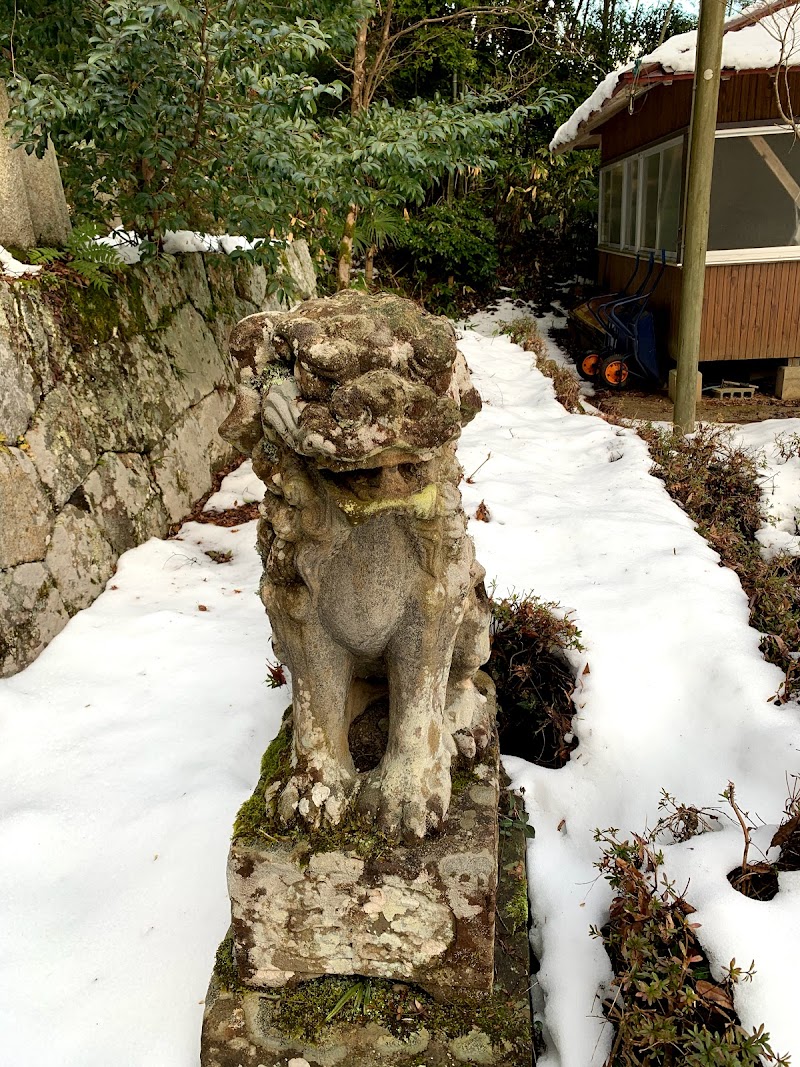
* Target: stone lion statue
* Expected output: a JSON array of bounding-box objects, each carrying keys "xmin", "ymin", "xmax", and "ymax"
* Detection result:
[{"xmin": 220, "ymin": 290, "xmax": 491, "ymax": 840}]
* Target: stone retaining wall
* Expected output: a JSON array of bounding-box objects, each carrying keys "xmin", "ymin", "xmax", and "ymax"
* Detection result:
[{"xmin": 0, "ymin": 242, "xmax": 316, "ymax": 676}]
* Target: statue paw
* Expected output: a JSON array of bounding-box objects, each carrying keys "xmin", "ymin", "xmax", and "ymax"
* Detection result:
[
  {"xmin": 355, "ymin": 757, "xmax": 451, "ymax": 842},
  {"xmin": 276, "ymin": 767, "xmax": 353, "ymax": 829}
]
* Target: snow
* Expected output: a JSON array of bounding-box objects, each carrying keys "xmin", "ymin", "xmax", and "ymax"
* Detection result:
[
  {"xmin": 1, "ymin": 321, "xmax": 800, "ymax": 1065},
  {"xmin": 550, "ymin": 2, "xmax": 800, "ymax": 151},
  {"xmin": 550, "ymin": 69, "xmax": 623, "ymax": 154},
  {"xmin": 1, "ymin": 230, "xmax": 269, "ymax": 277},
  {"xmin": 202, "ymin": 458, "xmax": 266, "ymax": 513},
  {"xmin": 94, "ymin": 230, "xmax": 268, "ymax": 265},
  {"xmin": 0, "ymin": 243, "xmax": 41, "ymax": 277},
  {"xmin": 0, "ymin": 519, "xmax": 285, "ymax": 1065},
  {"xmin": 457, "ymin": 319, "xmax": 800, "ymax": 1064},
  {"xmin": 733, "ymin": 418, "xmax": 800, "ymax": 556}
]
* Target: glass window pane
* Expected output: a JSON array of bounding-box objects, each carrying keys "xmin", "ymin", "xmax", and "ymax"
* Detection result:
[
  {"xmin": 600, "ymin": 169, "xmax": 611, "ymax": 245},
  {"xmin": 642, "ymin": 152, "xmax": 660, "ymax": 248},
  {"xmin": 658, "ymin": 142, "xmax": 683, "ymax": 253},
  {"xmin": 709, "ymin": 132, "xmax": 800, "ymax": 250},
  {"xmin": 608, "ymin": 163, "xmax": 623, "ymax": 246},
  {"xmin": 625, "ymin": 158, "xmax": 639, "ymax": 247}
]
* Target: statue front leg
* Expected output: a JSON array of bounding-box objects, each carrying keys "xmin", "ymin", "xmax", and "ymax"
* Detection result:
[
  {"xmin": 357, "ymin": 596, "xmax": 457, "ymax": 840},
  {"xmin": 445, "ymin": 569, "xmax": 492, "ymax": 757},
  {"xmin": 268, "ymin": 603, "xmax": 357, "ymax": 830}
]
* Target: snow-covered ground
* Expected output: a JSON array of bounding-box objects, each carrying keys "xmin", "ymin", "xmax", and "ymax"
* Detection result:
[{"xmin": 1, "ymin": 318, "xmax": 799, "ymax": 1066}]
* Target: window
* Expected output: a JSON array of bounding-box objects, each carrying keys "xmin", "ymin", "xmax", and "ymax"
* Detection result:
[
  {"xmin": 598, "ymin": 137, "xmax": 684, "ymax": 256},
  {"xmin": 624, "ymin": 156, "xmax": 639, "ymax": 248},
  {"xmin": 709, "ymin": 129, "xmax": 800, "ymax": 255}
]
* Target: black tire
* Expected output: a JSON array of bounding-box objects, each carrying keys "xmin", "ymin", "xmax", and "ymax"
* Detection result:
[
  {"xmin": 598, "ymin": 354, "xmax": 630, "ymax": 390},
  {"xmin": 577, "ymin": 351, "xmax": 603, "ymax": 381}
]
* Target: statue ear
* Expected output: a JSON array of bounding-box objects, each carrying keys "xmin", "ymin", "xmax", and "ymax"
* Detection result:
[
  {"xmin": 219, "ymin": 383, "xmax": 263, "ymax": 456},
  {"xmin": 229, "ymin": 312, "xmax": 281, "ymax": 374}
]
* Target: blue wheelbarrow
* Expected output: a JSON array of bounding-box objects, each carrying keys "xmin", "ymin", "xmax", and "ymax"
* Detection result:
[{"xmin": 570, "ymin": 251, "xmax": 666, "ymax": 390}]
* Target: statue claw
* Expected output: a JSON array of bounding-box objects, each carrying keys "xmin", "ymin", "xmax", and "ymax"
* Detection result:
[{"xmin": 277, "ymin": 767, "xmax": 354, "ymax": 829}]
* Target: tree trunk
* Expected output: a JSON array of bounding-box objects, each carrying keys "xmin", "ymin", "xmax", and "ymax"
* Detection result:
[
  {"xmin": 352, "ymin": 20, "xmax": 368, "ymax": 116},
  {"xmin": 365, "ymin": 244, "xmax": 376, "ymax": 287},
  {"xmin": 600, "ymin": 0, "xmax": 612, "ymax": 54},
  {"xmin": 447, "ymin": 70, "xmax": 458, "ymax": 204},
  {"xmin": 336, "ymin": 18, "xmax": 368, "ymax": 286},
  {"xmin": 337, "ymin": 205, "xmax": 357, "ymax": 290}
]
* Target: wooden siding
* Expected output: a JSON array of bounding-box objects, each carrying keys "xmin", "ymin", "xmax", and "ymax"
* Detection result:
[
  {"xmin": 598, "ymin": 252, "xmax": 800, "ymax": 362},
  {"xmin": 599, "ymin": 71, "xmax": 800, "ymax": 164},
  {"xmin": 601, "ymin": 82, "xmax": 691, "ymax": 163}
]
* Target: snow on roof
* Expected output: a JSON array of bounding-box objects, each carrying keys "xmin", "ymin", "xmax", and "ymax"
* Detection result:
[{"xmin": 550, "ymin": 0, "xmax": 800, "ymax": 152}]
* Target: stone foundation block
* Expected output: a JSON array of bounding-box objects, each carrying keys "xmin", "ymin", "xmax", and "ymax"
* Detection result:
[
  {"xmin": 0, "ymin": 447, "xmax": 53, "ymax": 569},
  {"xmin": 668, "ymin": 367, "xmax": 702, "ymax": 403},
  {"xmin": 227, "ymin": 737, "xmax": 500, "ymax": 1001},
  {"xmin": 776, "ymin": 365, "xmax": 800, "ymax": 400}
]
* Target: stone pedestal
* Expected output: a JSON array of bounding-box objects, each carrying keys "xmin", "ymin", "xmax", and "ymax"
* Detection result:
[
  {"xmin": 0, "ymin": 86, "xmax": 71, "ymax": 249},
  {"xmin": 201, "ymin": 678, "xmax": 535, "ymax": 1066},
  {"xmin": 227, "ymin": 732, "xmax": 500, "ymax": 1000},
  {"xmin": 201, "ymin": 781, "xmax": 533, "ymax": 1067}
]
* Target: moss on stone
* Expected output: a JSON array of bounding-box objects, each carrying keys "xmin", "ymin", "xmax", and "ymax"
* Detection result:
[
  {"xmin": 450, "ymin": 767, "xmax": 474, "ymax": 799},
  {"xmin": 231, "ymin": 713, "xmax": 490, "ymax": 862},
  {"xmin": 214, "ymin": 934, "xmax": 248, "ymax": 995},
  {"xmin": 121, "ymin": 272, "xmax": 153, "ymax": 335},
  {"xmin": 502, "ymin": 873, "xmax": 529, "ymax": 935},
  {"xmin": 62, "ymin": 281, "xmax": 122, "ymax": 345},
  {"xmin": 232, "ymin": 714, "xmax": 293, "ymax": 842},
  {"xmin": 213, "ymin": 938, "xmax": 521, "ymax": 1055}
]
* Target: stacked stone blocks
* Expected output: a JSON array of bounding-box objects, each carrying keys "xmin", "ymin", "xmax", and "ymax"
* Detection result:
[{"xmin": 0, "ymin": 243, "xmax": 316, "ymax": 676}]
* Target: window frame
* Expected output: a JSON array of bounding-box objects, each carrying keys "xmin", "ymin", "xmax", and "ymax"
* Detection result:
[
  {"xmin": 706, "ymin": 123, "xmax": 800, "ymax": 264},
  {"xmin": 597, "ymin": 134, "xmax": 685, "ymax": 260}
]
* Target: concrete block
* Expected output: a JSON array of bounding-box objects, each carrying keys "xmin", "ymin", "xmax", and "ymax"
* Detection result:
[
  {"xmin": 668, "ymin": 368, "xmax": 703, "ymax": 403},
  {"xmin": 776, "ymin": 365, "xmax": 800, "ymax": 400}
]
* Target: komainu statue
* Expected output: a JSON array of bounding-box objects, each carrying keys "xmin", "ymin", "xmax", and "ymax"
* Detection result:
[{"xmin": 220, "ymin": 291, "xmax": 491, "ymax": 840}]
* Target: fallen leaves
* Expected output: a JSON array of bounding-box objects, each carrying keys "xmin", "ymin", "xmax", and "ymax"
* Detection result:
[{"xmin": 695, "ymin": 980, "xmax": 734, "ymax": 1012}]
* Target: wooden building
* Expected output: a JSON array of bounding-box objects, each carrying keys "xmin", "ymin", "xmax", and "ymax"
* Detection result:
[{"xmin": 550, "ymin": 0, "xmax": 800, "ymax": 396}]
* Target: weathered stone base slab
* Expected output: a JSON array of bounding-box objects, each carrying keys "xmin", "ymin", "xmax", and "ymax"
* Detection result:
[
  {"xmin": 201, "ymin": 787, "xmax": 533, "ymax": 1067},
  {"xmin": 228, "ymin": 727, "xmax": 500, "ymax": 1000}
]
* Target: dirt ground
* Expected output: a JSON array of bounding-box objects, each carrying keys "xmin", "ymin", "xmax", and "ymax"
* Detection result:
[
  {"xmin": 545, "ymin": 323, "xmax": 800, "ymax": 425},
  {"xmin": 592, "ymin": 387, "xmax": 800, "ymax": 425}
]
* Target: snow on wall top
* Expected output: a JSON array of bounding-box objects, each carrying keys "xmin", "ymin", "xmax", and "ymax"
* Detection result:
[{"xmin": 550, "ymin": 2, "xmax": 800, "ymax": 151}]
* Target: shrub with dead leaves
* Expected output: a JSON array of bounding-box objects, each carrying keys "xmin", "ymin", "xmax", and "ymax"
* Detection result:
[
  {"xmin": 593, "ymin": 828, "xmax": 789, "ymax": 1066},
  {"xmin": 487, "ymin": 592, "xmax": 583, "ymax": 767},
  {"xmin": 499, "ymin": 318, "xmax": 582, "ymax": 413},
  {"xmin": 641, "ymin": 424, "xmax": 800, "ymax": 700}
]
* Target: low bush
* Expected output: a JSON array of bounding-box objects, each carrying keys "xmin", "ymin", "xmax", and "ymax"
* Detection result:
[
  {"xmin": 500, "ymin": 317, "xmax": 582, "ymax": 412},
  {"xmin": 388, "ymin": 199, "xmax": 498, "ymax": 314},
  {"xmin": 594, "ymin": 826, "xmax": 789, "ymax": 1066},
  {"xmin": 502, "ymin": 316, "xmax": 547, "ymax": 358},
  {"xmin": 487, "ymin": 592, "xmax": 583, "ymax": 767},
  {"xmin": 640, "ymin": 425, "xmax": 800, "ymax": 700}
]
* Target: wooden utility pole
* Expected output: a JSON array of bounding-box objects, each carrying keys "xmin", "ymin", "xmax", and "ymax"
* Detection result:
[{"xmin": 673, "ymin": 0, "xmax": 726, "ymax": 432}]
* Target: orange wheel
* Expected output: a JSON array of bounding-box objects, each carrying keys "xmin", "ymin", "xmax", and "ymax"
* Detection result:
[
  {"xmin": 599, "ymin": 354, "xmax": 630, "ymax": 389},
  {"xmin": 578, "ymin": 352, "xmax": 602, "ymax": 381}
]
